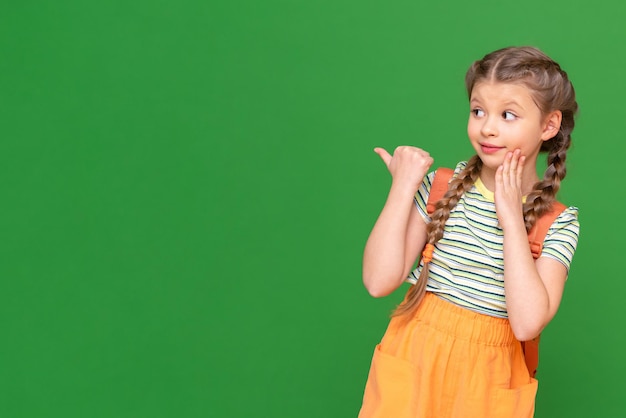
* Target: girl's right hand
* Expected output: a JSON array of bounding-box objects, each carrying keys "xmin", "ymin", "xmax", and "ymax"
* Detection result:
[{"xmin": 374, "ymin": 146, "xmax": 434, "ymax": 190}]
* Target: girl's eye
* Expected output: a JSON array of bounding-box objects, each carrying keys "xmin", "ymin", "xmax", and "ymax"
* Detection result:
[
  {"xmin": 472, "ymin": 109, "xmax": 485, "ymax": 117},
  {"xmin": 502, "ymin": 111, "xmax": 516, "ymax": 120}
]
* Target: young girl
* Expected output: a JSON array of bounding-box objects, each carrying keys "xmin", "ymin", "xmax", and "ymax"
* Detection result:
[{"xmin": 359, "ymin": 46, "xmax": 580, "ymax": 418}]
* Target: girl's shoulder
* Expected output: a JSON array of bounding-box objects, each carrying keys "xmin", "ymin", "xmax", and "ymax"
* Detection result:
[
  {"xmin": 452, "ymin": 161, "xmax": 468, "ymax": 176},
  {"xmin": 431, "ymin": 161, "xmax": 467, "ymax": 182},
  {"xmin": 552, "ymin": 205, "xmax": 580, "ymax": 229},
  {"xmin": 559, "ymin": 205, "xmax": 579, "ymax": 218},
  {"xmin": 542, "ymin": 205, "xmax": 580, "ymax": 269}
]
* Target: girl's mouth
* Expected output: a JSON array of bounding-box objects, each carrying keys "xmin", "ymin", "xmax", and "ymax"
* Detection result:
[{"xmin": 480, "ymin": 144, "xmax": 504, "ymax": 154}]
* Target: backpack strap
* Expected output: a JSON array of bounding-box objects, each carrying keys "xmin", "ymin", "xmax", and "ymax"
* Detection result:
[
  {"xmin": 527, "ymin": 201, "xmax": 568, "ymax": 259},
  {"xmin": 427, "ymin": 167, "xmax": 568, "ymax": 378},
  {"xmin": 522, "ymin": 338, "xmax": 540, "ymax": 379},
  {"xmin": 426, "ymin": 167, "xmax": 455, "ymax": 214}
]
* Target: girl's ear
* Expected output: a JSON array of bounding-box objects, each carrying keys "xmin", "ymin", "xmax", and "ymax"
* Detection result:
[{"xmin": 541, "ymin": 110, "xmax": 562, "ymax": 141}]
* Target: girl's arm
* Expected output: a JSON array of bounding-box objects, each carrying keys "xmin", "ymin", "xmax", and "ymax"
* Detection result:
[
  {"xmin": 495, "ymin": 151, "xmax": 567, "ymax": 341},
  {"xmin": 362, "ymin": 147, "xmax": 432, "ymax": 297},
  {"xmin": 500, "ymin": 214, "xmax": 567, "ymax": 341}
]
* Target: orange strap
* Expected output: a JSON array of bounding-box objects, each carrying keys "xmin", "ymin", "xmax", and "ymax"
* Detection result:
[
  {"xmin": 527, "ymin": 201, "xmax": 567, "ymax": 259},
  {"xmin": 426, "ymin": 168, "xmax": 454, "ymax": 214}
]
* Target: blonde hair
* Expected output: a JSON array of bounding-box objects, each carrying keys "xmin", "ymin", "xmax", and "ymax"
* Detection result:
[{"xmin": 394, "ymin": 46, "xmax": 578, "ymax": 318}]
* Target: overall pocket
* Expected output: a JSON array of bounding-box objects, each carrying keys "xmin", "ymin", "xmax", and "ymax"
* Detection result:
[
  {"xmin": 358, "ymin": 344, "xmax": 417, "ymax": 418},
  {"xmin": 490, "ymin": 378, "xmax": 538, "ymax": 418}
]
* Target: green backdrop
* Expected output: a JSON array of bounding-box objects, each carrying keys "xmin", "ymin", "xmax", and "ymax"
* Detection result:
[{"xmin": 2, "ymin": 0, "xmax": 624, "ymax": 417}]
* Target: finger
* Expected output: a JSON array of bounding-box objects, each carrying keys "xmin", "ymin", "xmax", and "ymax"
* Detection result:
[
  {"xmin": 511, "ymin": 148, "xmax": 524, "ymax": 188},
  {"xmin": 495, "ymin": 164, "xmax": 504, "ymax": 184},
  {"xmin": 374, "ymin": 147, "xmax": 392, "ymax": 167},
  {"xmin": 517, "ymin": 155, "xmax": 526, "ymax": 186},
  {"xmin": 495, "ymin": 164, "xmax": 504, "ymax": 194},
  {"xmin": 501, "ymin": 151, "xmax": 512, "ymax": 184},
  {"xmin": 509, "ymin": 149, "xmax": 520, "ymax": 181}
]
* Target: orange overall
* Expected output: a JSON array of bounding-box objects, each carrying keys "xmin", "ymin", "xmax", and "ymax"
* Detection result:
[{"xmin": 358, "ymin": 292, "xmax": 537, "ymax": 418}]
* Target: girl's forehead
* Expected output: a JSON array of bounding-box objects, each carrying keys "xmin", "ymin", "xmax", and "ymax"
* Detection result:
[{"xmin": 470, "ymin": 81, "xmax": 537, "ymax": 105}]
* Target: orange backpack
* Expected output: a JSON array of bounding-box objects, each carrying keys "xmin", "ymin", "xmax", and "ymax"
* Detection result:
[{"xmin": 426, "ymin": 167, "xmax": 566, "ymax": 378}]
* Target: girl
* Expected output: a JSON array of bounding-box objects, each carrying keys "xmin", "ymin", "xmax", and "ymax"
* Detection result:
[{"xmin": 359, "ymin": 46, "xmax": 580, "ymax": 418}]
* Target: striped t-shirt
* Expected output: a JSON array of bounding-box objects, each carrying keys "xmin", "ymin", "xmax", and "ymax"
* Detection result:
[{"xmin": 407, "ymin": 161, "xmax": 580, "ymax": 318}]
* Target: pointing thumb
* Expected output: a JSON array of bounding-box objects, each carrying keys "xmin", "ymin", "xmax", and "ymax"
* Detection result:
[{"xmin": 374, "ymin": 147, "xmax": 392, "ymax": 167}]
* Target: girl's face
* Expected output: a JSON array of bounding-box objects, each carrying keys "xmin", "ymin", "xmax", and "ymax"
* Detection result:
[{"xmin": 467, "ymin": 81, "xmax": 560, "ymax": 185}]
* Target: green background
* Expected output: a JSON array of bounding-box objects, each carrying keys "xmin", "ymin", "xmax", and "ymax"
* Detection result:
[{"xmin": 1, "ymin": 0, "xmax": 624, "ymax": 417}]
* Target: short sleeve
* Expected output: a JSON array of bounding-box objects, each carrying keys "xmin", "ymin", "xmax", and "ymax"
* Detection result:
[
  {"xmin": 540, "ymin": 206, "xmax": 580, "ymax": 271},
  {"xmin": 414, "ymin": 162, "xmax": 467, "ymax": 222},
  {"xmin": 414, "ymin": 171, "xmax": 436, "ymax": 222}
]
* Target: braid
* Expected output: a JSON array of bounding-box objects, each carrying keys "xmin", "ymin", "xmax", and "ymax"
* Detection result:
[
  {"xmin": 523, "ymin": 130, "xmax": 571, "ymax": 230},
  {"xmin": 392, "ymin": 156, "xmax": 483, "ymax": 318},
  {"xmin": 521, "ymin": 65, "xmax": 576, "ymax": 230}
]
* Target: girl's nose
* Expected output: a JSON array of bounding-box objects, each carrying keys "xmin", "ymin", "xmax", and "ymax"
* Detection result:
[{"xmin": 481, "ymin": 118, "xmax": 498, "ymax": 137}]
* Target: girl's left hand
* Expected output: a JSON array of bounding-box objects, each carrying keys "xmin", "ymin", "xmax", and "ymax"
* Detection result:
[{"xmin": 494, "ymin": 149, "xmax": 525, "ymax": 230}]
